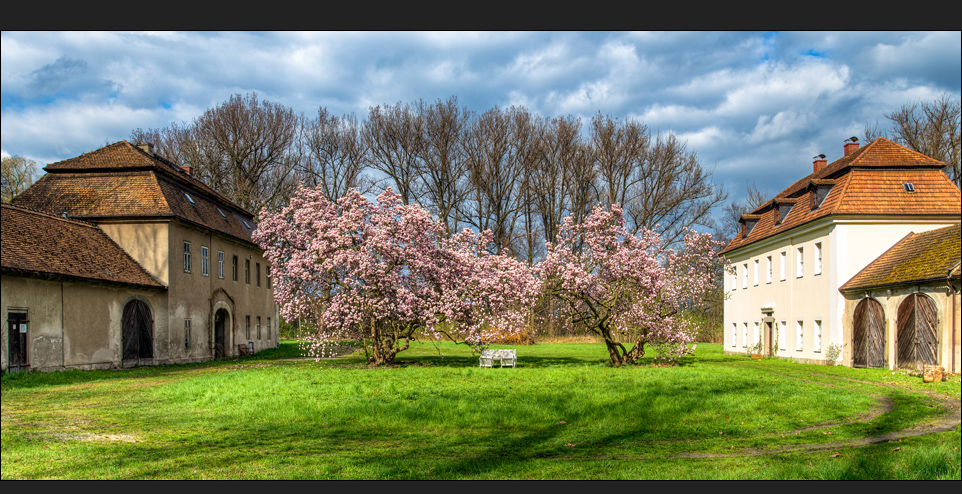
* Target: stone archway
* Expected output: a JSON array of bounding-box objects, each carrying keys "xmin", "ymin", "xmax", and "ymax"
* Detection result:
[
  {"xmin": 853, "ymin": 298, "xmax": 885, "ymax": 368},
  {"xmin": 122, "ymin": 299, "xmax": 153, "ymax": 365},
  {"xmin": 897, "ymin": 293, "xmax": 938, "ymax": 371}
]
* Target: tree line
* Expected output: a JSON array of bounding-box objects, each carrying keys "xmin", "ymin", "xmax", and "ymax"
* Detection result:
[{"xmin": 129, "ymin": 93, "xmax": 728, "ymax": 264}]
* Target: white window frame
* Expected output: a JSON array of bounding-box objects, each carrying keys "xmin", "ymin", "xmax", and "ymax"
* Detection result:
[
  {"xmin": 731, "ymin": 270, "xmax": 737, "ymax": 291},
  {"xmin": 742, "ymin": 322, "xmax": 749, "ymax": 350},
  {"xmin": 218, "ymin": 251, "xmax": 225, "ymax": 279},
  {"xmin": 796, "ymin": 246, "xmax": 804, "ymax": 278},
  {"xmin": 183, "ymin": 241, "xmax": 191, "ymax": 273},
  {"xmin": 779, "ymin": 251, "xmax": 787, "ymax": 281},
  {"xmin": 796, "ymin": 320, "xmax": 804, "ymax": 352},
  {"xmin": 765, "ymin": 255, "xmax": 772, "ymax": 284},
  {"xmin": 201, "ymin": 246, "xmax": 209, "ymax": 277},
  {"xmin": 814, "ymin": 242, "xmax": 822, "ymax": 276},
  {"xmin": 753, "ymin": 259, "xmax": 759, "ymax": 286},
  {"xmin": 731, "ymin": 323, "xmax": 737, "ymax": 347},
  {"xmin": 778, "ymin": 320, "xmax": 787, "ymax": 351},
  {"xmin": 814, "ymin": 319, "xmax": 822, "ymax": 353},
  {"xmin": 742, "ymin": 263, "xmax": 749, "ymax": 289},
  {"xmin": 752, "ymin": 321, "xmax": 760, "ymax": 348}
]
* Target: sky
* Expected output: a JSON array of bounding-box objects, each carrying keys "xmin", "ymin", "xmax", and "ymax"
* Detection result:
[{"xmin": 2, "ymin": 31, "xmax": 960, "ymax": 210}]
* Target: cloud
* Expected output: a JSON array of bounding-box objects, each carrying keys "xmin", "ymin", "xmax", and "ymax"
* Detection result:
[{"xmin": 27, "ymin": 56, "xmax": 89, "ymax": 95}]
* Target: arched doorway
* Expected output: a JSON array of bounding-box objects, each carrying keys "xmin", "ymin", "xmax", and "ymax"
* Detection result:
[
  {"xmin": 897, "ymin": 293, "xmax": 938, "ymax": 370},
  {"xmin": 214, "ymin": 308, "xmax": 229, "ymax": 358},
  {"xmin": 122, "ymin": 299, "xmax": 153, "ymax": 365},
  {"xmin": 853, "ymin": 298, "xmax": 885, "ymax": 368}
]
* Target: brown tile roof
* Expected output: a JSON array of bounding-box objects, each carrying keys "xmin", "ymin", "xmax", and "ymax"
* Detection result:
[
  {"xmin": 12, "ymin": 141, "xmax": 258, "ymax": 245},
  {"xmin": 721, "ymin": 137, "xmax": 961, "ymax": 256},
  {"xmin": 1, "ymin": 204, "xmax": 165, "ymax": 289},
  {"xmin": 840, "ymin": 224, "xmax": 962, "ymax": 291}
]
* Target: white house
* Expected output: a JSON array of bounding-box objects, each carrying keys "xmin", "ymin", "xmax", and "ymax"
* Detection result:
[{"xmin": 719, "ymin": 137, "xmax": 961, "ymax": 368}]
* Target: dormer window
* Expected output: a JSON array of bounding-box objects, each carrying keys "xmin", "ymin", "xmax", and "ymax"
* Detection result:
[
  {"xmin": 773, "ymin": 200, "xmax": 795, "ymax": 226},
  {"xmin": 808, "ymin": 179, "xmax": 835, "ymax": 210},
  {"xmin": 185, "ymin": 193, "xmax": 195, "ymax": 205},
  {"xmin": 217, "ymin": 208, "xmax": 227, "ymax": 219},
  {"xmin": 903, "ymin": 183, "xmax": 915, "ymax": 193}
]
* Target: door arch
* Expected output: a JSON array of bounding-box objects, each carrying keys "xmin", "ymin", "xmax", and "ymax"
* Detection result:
[
  {"xmin": 897, "ymin": 293, "xmax": 938, "ymax": 370},
  {"xmin": 122, "ymin": 299, "xmax": 153, "ymax": 364},
  {"xmin": 852, "ymin": 298, "xmax": 885, "ymax": 368}
]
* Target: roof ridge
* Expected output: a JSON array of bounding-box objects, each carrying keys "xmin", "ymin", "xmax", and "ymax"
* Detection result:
[{"xmin": 1, "ymin": 202, "xmax": 101, "ymax": 229}]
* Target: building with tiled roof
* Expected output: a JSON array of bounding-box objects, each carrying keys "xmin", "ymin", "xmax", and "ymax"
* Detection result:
[
  {"xmin": 720, "ymin": 137, "xmax": 960, "ymax": 373},
  {"xmin": 3, "ymin": 142, "xmax": 278, "ymax": 372}
]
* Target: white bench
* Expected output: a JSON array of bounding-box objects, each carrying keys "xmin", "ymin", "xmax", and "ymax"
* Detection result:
[{"xmin": 479, "ymin": 349, "xmax": 517, "ymax": 368}]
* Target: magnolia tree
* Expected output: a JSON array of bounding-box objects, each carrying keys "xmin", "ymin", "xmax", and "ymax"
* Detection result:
[
  {"xmin": 537, "ymin": 204, "xmax": 726, "ymax": 366},
  {"xmin": 254, "ymin": 185, "xmax": 538, "ymax": 365}
]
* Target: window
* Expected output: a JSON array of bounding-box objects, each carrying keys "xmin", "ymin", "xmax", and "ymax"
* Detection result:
[
  {"xmin": 256, "ymin": 262, "xmax": 261, "ymax": 287},
  {"xmin": 814, "ymin": 319, "xmax": 822, "ymax": 353},
  {"xmin": 731, "ymin": 323, "xmax": 737, "ymax": 347},
  {"xmin": 796, "ymin": 246, "xmax": 804, "ymax": 278},
  {"xmin": 183, "ymin": 241, "xmax": 191, "ymax": 273},
  {"xmin": 742, "ymin": 322, "xmax": 749, "ymax": 349},
  {"xmin": 753, "ymin": 259, "xmax": 759, "ymax": 286},
  {"xmin": 257, "ymin": 316, "xmax": 262, "ymax": 339},
  {"xmin": 232, "ymin": 255, "xmax": 238, "ymax": 282},
  {"xmin": 184, "ymin": 192, "xmax": 195, "ymax": 205},
  {"xmin": 752, "ymin": 321, "xmax": 760, "ymax": 348},
  {"xmin": 201, "ymin": 246, "xmax": 209, "ymax": 277},
  {"xmin": 779, "ymin": 321, "xmax": 787, "ymax": 351},
  {"xmin": 218, "ymin": 251, "xmax": 225, "ymax": 279},
  {"xmin": 796, "ymin": 320, "xmax": 804, "ymax": 351},
  {"xmin": 731, "ymin": 269, "xmax": 737, "ymax": 291},
  {"xmin": 814, "ymin": 242, "xmax": 822, "ymax": 275},
  {"xmin": 742, "ymin": 263, "xmax": 748, "ymax": 289},
  {"xmin": 267, "ymin": 317, "xmax": 272, "ymax": 340},
  {"xmin": 245, "ymin": 259, "xmax": 250, "ymax": 284},
  {"xmin": 765, "ymin": 256, "xmax": 772, "ymax": 284},
  {"xmin": 903, "ymin": 183, "xmax": 915, "ymax": 193},
  {"xmin": 779, "ymin": 251, "xmax": 787, "ymax": 281},
  {"xmin": 266, "ymin": 266, "xmax": 272, "ymax": 289},
  {"xmin": 184, "ymin": 319, "xmax": 192, "ymax": 350},
  {"xmin": 217, "ymin": 207, "xmax": 226, "ymax": 219},
  {"xmin": 246, "ymin": 315, "xmax": 251, "ymax": 340}
]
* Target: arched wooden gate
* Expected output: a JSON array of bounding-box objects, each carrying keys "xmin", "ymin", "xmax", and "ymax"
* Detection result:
[
  {"xmin": 853, "ymin": 298, "xmax": 885, "ymax": 368},
  {"xmin": 896, "ymin": 293, "xmax": 938, "ymax": 371},
  {"xmin": 122, "ymin": 299, "xmax": 153, "ymax": 364}
]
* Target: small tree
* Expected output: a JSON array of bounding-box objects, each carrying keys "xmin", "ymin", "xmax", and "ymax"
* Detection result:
[
  {"xmin": 538, "ymin": 204, "xmax": 725, "ymax": 366},
  {"xmin": 254, "ymin": 185, "xmax": 537, "ymax": 365}
]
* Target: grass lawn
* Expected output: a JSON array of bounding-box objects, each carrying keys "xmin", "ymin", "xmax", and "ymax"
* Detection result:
[{"xmin": 2, "ymin": 341, "xmax": 959, "ymax": 479}]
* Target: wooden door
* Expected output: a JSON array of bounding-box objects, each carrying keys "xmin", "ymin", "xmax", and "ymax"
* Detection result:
[
  {"xmin": 897, "ymin": 294, "xmax": 938, "ymax": 370},
  {"xmin": 7, "ymin": 312, "xmax": 29, "ymax": 372},
  {"xmin": 853, "ymin": 298, "xmax": 885, "ymax": 368},
  {"xmin": 122, "ymin": 300, "xmax": 153, "ymax": 363}
]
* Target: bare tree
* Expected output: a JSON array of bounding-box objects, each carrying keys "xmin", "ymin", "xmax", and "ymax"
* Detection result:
[
  {"xmin": 590, "ymin": 113, "xmax": 650, "ymax": 210},
  {"xmin": 1, "ymin": 155, "xmax": 38, "ymax": 202},
  {"xmin": 299, "ymin": 107, "xmax": 371, "ymax": 202},
  {"xmin": 625, "ymin": 132, "xmax": 728, "ymax": 246},
  {"xmin": 715, "ymin": 181, "xmax": 771, "ymax": 247},
  {"xmin": 866, "ymin": 94, "xmax": 961, "ymax": 188},
  {"xmin": 462, "ymin": 107, "xmax": 526, "ymax": 254},
  {"xmin": 363, "ymin": 101, "xmax": 425, "ymax": 205},
  {"xmin": 418, "ymin": 97, "xmax": 472, "ymax": 235},
  {"xmin": 194, "ymin": 93, "xmax": 300, "ymax": 213}
]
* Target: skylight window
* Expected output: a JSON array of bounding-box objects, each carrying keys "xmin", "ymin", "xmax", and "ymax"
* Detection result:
[
  {"xmin": 217, "ymin": 208, "xmax": 226, "ymax": 219},
  {"xmin": 903, "ymin": 183, "xmax": 915, "ymax": 193},
  {"xmin": 243, "ymin": 220, "xmax": 251, "ymax": 230},
  {"xmin": 185, "ymin": 193, "xmax": 195, "ymax": 205}
]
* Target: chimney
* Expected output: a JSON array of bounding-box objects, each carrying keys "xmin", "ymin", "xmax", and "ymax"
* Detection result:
[
  {"xmin": 813, "ymin": 154, "xmax": 827, "ymax": 173},
  {"xmin": 181, "ymin": 166, "xmax": 193, "ymax": 175},
  {"xmin": 844, "ymin": 137, "xmax": 859, "ymax": 156},
  {"xmin": 137, "ymin": 142, "xmax": 154, "ymax": 155}
]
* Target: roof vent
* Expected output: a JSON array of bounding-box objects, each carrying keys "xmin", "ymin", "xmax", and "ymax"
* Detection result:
[
  {"xmin": 903, "ymin": 183, "xmax": 915, "ymax": 193},
  {"xmin": 844, "ymin": 136, "xmax": 859, "ymax": 156}
]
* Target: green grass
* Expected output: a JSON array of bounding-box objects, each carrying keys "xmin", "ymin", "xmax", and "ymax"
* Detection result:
[{"xmin": 2, "ymin": 341, "xmax": 959, "ymax": 479}]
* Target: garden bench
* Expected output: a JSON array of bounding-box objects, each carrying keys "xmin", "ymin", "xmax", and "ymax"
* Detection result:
[
  {"xmin": 237, "ymin": 342, "xmax": 253, "ymax": 356},
  {"xmin": 479, "ymin": 349, "xmax": 517, "ymax": 368}
]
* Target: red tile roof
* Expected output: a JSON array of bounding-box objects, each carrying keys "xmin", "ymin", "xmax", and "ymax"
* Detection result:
[
  {"xmin": 840, "ymin": 224, "xmax": 961, "ymax": 291},
  {"xmin": 1, "ymin": 204, "xmax": 165, "ymax": 289},
  {"xmin": 12, "ymin": 141, "xmax": 258, "ymax": 245},
  {"xmin": 720, "ymin": 138, "xmax": 961, "ymax": 256}
]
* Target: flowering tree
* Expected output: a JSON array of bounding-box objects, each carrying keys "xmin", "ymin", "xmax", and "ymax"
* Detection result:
[
  {"xmin": 254, "ymin": 185, "xmax": 538, "ymax": 365},
  {"xmin": 537, "ymin": 204, "xmax": 725, "ymax": 366}
]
